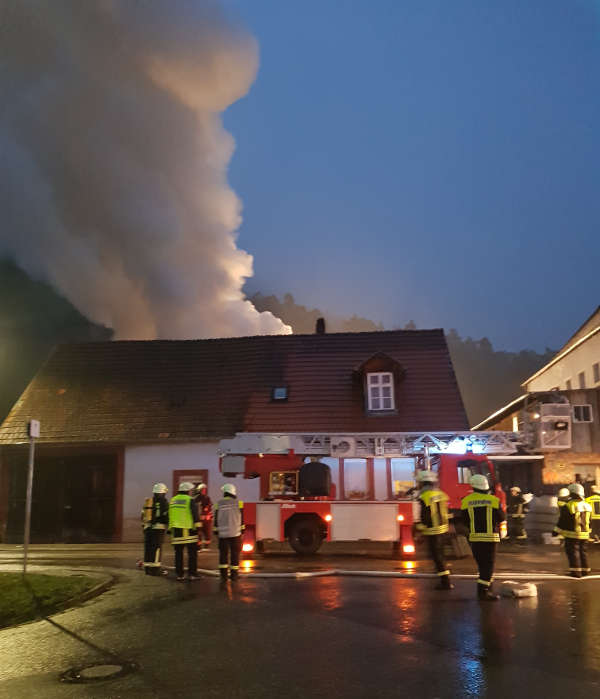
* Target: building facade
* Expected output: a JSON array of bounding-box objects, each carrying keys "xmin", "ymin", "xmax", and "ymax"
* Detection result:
[
  {"xmin": 474, "ymin": 307, "xmax": 600, "ymax": 492},
  {"xmin": 0, "ymin": 329, "xmax": 467, "ymax": 543}
]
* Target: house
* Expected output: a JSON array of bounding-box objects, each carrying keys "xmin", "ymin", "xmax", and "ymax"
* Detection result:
[
  {"xmin": 524, "ymin": 305, "xmax": 600, "ymax": 392},
  {"xmin": 0, "ymin": 328, "xmax": 468, "ymax": 544},
  {"xmin": 473, "ymin": 307, "xmax": 600, "ymax": 492}
]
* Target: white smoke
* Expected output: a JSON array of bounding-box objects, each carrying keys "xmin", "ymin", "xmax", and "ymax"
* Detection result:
[{"xmin": 0, "ymin": 0, "xmax": 290, "ymax": 338}]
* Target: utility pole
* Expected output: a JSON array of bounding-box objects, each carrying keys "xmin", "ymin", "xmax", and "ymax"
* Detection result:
[{"xmin": 23, "ymin": 419, "xmax": 40, "ymax": 575}]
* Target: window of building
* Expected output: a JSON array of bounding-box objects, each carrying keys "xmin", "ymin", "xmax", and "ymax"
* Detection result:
[
  {"xmin": 593, "ymin": 362, "xmax": 600, "ymax": 384},
  {"xmin": 573, "ymin": 405, "xmax": 593, "ymax": 423},
  {"xmin": 512, "ymin": 416, "xmax": 519, "ymax": 432},
  {"xmin": 367, "ymin": 372, "xmax": 395, "ymax": 411},
  {"xmin": 579, "ymin": 372, "xmax": 586, "ymax": 389},
  {"xmin": 566, "ymin": 379, "xmax": 572, "ymax": 390},
  {"xmin": 271, "ymin": 386, "xmax": 288, "ymax": 401}
]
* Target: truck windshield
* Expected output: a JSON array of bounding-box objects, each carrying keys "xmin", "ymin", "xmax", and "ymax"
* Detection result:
[{"xmin": 457, "ymin": 458, "xmax": 495, "ymax": 487}]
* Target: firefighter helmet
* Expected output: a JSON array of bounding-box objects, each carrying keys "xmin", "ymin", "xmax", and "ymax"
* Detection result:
[
  {"xmin": 417, "ymin": 470, "xmax": 437, "ymax": 484},
  {"xmin": 221, "ymin": 483, "xmax": 237, "ymax": 496},
  {"xmin": 568, "ymin": 483, "xmax": 585, "ymax": 498},
  {"xmin": 152, "ymin": 482, "xmax": 168, "ymax": 494},
  {"xmin": 510, "ymin": 486, "xmax": 521, "ymax": 494},
  {"xmin": 178, "ymin": 481, "xmax": 195, "ymax": 492},
  {"xmin": 470, "ymin": 474, "xmax": 489, "ymax": 491},
  {"xmin": 558, "ymin": 488, "xmax": 569, "ymax": 497},
  {"xmin": 196, "ymin": 482, "xmax": 207, "ymax": 492}
]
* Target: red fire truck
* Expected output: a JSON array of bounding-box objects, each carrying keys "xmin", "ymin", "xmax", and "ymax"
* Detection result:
[{"xmin": 218, "ymin": 431, "xmax": 516, "ymax": 556}]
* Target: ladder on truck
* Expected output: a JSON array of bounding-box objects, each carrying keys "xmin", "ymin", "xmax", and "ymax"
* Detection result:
[{"xmin": 218, "ymin": 431, "xmax": 524, "ymax": 461}]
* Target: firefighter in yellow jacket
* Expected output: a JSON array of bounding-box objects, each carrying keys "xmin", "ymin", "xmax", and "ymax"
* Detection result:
[
  {"xmin": 555, "ymin": 483, "xmax": 592, "ymax": 577},
  {"xmin": 460, "ymin": 474, "xmax": 505, "ymax": 601},
  {"xmin": 585, "ymin": 485, "xmax": 600, "ymax": 543},
  {"xmin": 169, "ymin": 482, "xmax": 200, "ymax": 581},
  {"xmin": 415, "ymin": 471, "xmax": 453, "ymax": 590}
]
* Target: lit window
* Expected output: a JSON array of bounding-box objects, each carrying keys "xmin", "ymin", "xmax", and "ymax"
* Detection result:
[
  {"xmin": 593, "ymin": 363, "xmax": 600, "ymax": 384},
  {"xmin": 367, "ymin": 372, "xmax": 395, "ymax": 411},
  {"xmin": 344, "ymin": 459, "xmax": 368, "ymax": 499},
  {"xmin": 272, "ymin": 386, "xmax": 288, "ymax": 401},
  {"xmin": 512, "ymin": 416, "xmax": 519, "ymax": 432},
  {"xmin": 573, "ymin": 405, "xmax": 593, "ymax": 423},
  {"xmin": 578, "ymin": 372, "xmax": 586, "ymax": 389}
]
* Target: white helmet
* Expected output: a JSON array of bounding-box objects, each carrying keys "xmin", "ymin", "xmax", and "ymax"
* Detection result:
[
  {"xmin": 470, "ymin": 474, "xmax": 490, "ymax": 491},
  {"xmin": 510, "ymin": 486, "xmax": 521, "ymax": 494},
  {"xmin": 221, "ymin": 483, "xmax": 237, "ymax": 496},
  {"xmin": 152, "ymin": 482, "xmax": 168, "ymax": 494},
  {"xmin": 417, "ymin": 470, "xmax": 437, "ymax": 484},
  {"xmin": 568, "ymin": 483, "xmax": 585, "ymax": 498},
  {"xmin": 179, "ymin": 481, "xmax": 195, "ymax": 492},
  {"xmin": 558, "ymin": 488, "xmax": 569, "ymax": 498},
  {"xmin": 196, "ymin": 482, "xmax": 207, "ymax": 492}
]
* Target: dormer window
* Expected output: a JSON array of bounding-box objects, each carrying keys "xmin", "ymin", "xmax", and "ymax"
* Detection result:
[
  {"xmin": 272, "ymin": 386, "xmax": 288, "ymax": 401},
  {"xmin": 367, "ymin": 372, "xmax": 395, "ymax": 411}
]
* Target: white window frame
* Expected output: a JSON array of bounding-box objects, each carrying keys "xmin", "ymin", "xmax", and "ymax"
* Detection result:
[
  {"xmin": 367, "ymin": 372, "xmax": 395, "ymax": 411},
  {"xmin": 573, "ymin": 404, "xmax": 593, "ymax": 423}
]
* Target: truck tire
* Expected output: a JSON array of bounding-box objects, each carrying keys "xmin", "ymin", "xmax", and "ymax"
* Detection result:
[{"xmin": 288, "ymin": 518, "xmax": 323, "ymax": 555}]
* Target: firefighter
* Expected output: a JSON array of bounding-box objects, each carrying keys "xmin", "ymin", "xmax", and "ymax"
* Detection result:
[
  {"xmin": 415, "ymin": 471, "xmax": 453, "ymax": 590},
  {"xmin": 194, "ymin": 482, "xmax": 213, "ymax": 551},
  {"xmin": 141, "ymin": 483, "xmax": 169, "ymax": 575},
  {"xmin": 460, "ymin": 474, "xmax": 505, "ymax": 601},
  {"xmin": 506, "ymin": 486, "xmax": 528, "ymax": 543},
  {"xmin": 214, "ymin": 483, "xmax": 244, "ymax": 581},
  {"xmin": 555, "ymin": 483, "xmax": 592, "ymax": 577},
  {"xmin": 169, "ymin": 482, "xmax": 200, "ymax": 581},
  {"xmin": 585, "ymin": 485, "xmax": 600, "ymax": 543}
]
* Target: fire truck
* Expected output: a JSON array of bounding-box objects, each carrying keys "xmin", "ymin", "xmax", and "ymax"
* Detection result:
[{"xmin": 218, "ymin": 431, "xmax": 520, "ymax": 556}]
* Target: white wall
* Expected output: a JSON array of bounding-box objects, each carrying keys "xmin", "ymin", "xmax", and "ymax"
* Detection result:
[
  {"xmin": 527, "ymin": 332, "xmax": 600, "ymax": 392},
  {"xmin": 122, "ymin": 442, "xmax": 260, "ymax": 542}
]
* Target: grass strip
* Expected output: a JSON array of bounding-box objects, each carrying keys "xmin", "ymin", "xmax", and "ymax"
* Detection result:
[{"xmin": 0, "ymin": 572, "xmax": 101, "ymax": 628}]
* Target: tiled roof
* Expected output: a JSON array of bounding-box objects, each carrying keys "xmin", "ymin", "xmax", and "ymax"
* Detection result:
[{"xmin": 0, "ymin": 329, "xmax": 468, "ymax": 444}]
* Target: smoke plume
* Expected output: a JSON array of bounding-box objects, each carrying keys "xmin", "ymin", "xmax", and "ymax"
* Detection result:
[{"xmin": 0, "ymin": 0, "xmax": 290, "ymax": 338}]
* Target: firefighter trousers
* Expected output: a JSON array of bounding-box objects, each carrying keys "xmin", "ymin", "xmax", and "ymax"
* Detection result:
[
  {"xmin": 174, "ymin": 543, "xmax": 198, "ymax": 578},
  {"xmin": 564, "ymin": 539, "xmax": 590, "ymax": 577},
  {"xmin": 143, "ymin": 529, "xmax": 164, "ymax": 576},
  {"xmin": 425, "ymin": 534, "xmax": 451, "ymax": 583},
  {"xmin": 470, "ymin": 542, "xmax": 496, "ymax": 591},
  {"xmin": 198, "ymin": 520, "xmax": 213, "ymax": 546},
  {"xmin": 218, "ymin": 536, "xmax": 241, "ymax": 579},
  {"xmin": 508, "ymin": 517, "xmax": 526, "ymax": 541}
]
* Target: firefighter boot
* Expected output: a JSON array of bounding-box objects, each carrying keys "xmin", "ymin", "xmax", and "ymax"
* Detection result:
[
  {"xmin": 435, "ymin": 574, "xmax": 454, "ymax": 590},
  {"xmin": 229, "ymin": 568, "xmax": 239, "ymax": 581},
  {"xmin": 220, "ymin": 567, "xmax": 228, "ymax": 582},
  {"xmin": 477, "ymin": 583, "xmax": 499, "ymax": 601}
]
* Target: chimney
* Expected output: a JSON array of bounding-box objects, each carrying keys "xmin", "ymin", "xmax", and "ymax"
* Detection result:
[{"xmin": 315, "ymin": 317, "xmax": 326, "ymax": 335}]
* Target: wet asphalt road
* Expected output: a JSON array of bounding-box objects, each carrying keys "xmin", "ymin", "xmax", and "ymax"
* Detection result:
[{"xmin": 1, "ymin": 555, "xmax": 600, "ymax": 698}]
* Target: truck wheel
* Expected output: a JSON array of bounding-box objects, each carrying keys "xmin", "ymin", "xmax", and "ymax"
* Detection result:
[{"xmin": 288, "ymin": 518, "xmax": 322, "ymax": 555}]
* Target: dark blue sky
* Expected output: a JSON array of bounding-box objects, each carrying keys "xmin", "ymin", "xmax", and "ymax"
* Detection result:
[{"xmin": 223, "ymin": 0, "xmax": 600, "ymax": 350}]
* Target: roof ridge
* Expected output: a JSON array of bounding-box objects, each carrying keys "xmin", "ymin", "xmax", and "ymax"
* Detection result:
[{"xmin": 54, "ymin": 328, "xmax": 445, "ymax": 349}]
